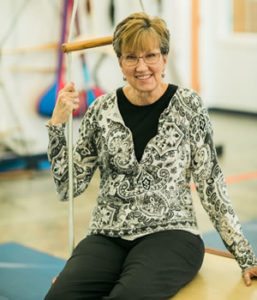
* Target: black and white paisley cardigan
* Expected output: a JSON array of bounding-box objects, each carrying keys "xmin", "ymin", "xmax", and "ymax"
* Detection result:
[{"xmin": 47, "ymin": 87, "xmax": 257, "ymax": 271}]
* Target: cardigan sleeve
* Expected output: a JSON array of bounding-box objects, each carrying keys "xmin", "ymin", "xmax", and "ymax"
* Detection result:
[
  {"xmin": 47, "ymin": 107, "xmax": 98, "ymax": 201},
  {"xmin": 189, "ymin": 92, "xmax": 257, "ymax": 271}
]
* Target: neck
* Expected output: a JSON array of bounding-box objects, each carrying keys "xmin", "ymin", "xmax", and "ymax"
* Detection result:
[{"xmin": 123, "ymin": 83, "xmax": 168, "ymax": 106}]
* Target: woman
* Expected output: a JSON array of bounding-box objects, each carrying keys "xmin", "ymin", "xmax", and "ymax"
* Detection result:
[{"xmin": 45, "ymin": 12, "xmax": 257, "ymax": 300}]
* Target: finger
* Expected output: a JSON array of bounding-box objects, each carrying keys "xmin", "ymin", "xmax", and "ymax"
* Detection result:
[
  {"xmin": 65, "ymin": 81, "xmax": 75, "ymax": 92},
  {"xmin": 57, "ymin": 92, "xmax": 79, "ymax": 107},
  {"xmin": 66, "ymin": 95, "xmax": 80, "ymax": 105},
  {"xmin": 243, "ymin": 272, "xmax": 252, "ymax": 286},
  {"xmin": 61, "ymin": 82, "xmax": 75, "ymax": 93},
  {"xmin": 66, "ymin": 97, "xmax": 80, "ymax": 111},
  {"xmin": 60, "ymin": 91, "xmax": 79, "ymax": 99}
]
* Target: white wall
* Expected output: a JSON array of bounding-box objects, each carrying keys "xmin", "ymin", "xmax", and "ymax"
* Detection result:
[{"xmin": 199, "ymin": 0, "xmax": 257, "ymax": 112}]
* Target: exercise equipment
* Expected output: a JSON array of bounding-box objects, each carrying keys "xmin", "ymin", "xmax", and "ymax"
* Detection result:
[
  {"xmin": 62, "ymin": 35, "xmax": 113, "ymax": 53},
  {"xmin": 173, "ymin": 249, "xmax": 257, "ymax": 300},
  {"xmin": 62, "ymin": 0, "xmax": 112, "ymax": 253},
  {"xmin": 72, "ymin": 10, "xmax": 105, "ymax": 117}
]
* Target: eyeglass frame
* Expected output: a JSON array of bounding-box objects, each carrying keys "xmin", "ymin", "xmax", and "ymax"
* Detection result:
[{"xmin": 120, "ymin": 51, "xmax": 163, "ymax": 67}]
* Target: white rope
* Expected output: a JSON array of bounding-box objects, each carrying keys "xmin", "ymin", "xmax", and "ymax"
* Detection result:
[
  {"xmin": 66, "ymin": 0, "xmax": 79, "ymax": 256},
  {"xmin": 139, "ymin": 0, "xmax": 145, "ymax": 11}
]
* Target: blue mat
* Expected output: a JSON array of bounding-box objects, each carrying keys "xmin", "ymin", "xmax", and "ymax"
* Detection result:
[
  {"xmin": 0, "ymin": 242, "xmax": 65, "ymax": 300},
  {"xmin": 202, "ymin": 219, "xmax": 257, "ymax": 255}
]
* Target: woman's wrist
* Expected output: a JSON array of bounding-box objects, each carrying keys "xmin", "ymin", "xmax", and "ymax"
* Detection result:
[{"xmin": 48, "ymin": 118, "xmax": 64, "ymax": 126}]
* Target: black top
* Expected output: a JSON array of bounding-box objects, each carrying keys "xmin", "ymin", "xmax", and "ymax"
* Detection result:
[{"xmin": 117, "ymin": 84, "xmax": 178, "ymax": 161}]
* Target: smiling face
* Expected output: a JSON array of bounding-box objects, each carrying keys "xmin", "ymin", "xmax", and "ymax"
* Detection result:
[
  {"xmin": 119, "ymin": 36, "xmax": 168, "ymax": 103},
  {"xmin": 113, "ymin": 12, "xmax": 170, "ymax": 104}
]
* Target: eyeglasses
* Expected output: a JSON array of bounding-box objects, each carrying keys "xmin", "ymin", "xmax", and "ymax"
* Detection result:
[{"xmin": 121, "ymin": 52, "xmax": 161, "ymax": 67}]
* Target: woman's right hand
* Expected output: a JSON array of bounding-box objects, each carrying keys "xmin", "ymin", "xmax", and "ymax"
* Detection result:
[{"xmin": 49, "ymin": 82, "xmax": 80, "ymax": 125}]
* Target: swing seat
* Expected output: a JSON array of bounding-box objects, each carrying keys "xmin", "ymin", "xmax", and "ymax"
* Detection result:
[{"xmin": 173, "ymin": 249, "xmax": 257, "ymax": 300}]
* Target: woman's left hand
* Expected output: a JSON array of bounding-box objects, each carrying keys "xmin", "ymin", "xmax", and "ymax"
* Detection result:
[{"xmin": 242, "ymin": 266, "xmax": 257, "ymax": 286}]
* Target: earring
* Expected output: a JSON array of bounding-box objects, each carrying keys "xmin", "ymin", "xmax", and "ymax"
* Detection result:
[
  {"xmin": 161, "ymin": 72, "xmax": 165, "ymax": 78},
  {"xmin": 123, "ymin": 76, "xmax": 127, "ymax": 81}
]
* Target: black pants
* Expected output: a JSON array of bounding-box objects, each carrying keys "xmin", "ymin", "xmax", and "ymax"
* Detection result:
[{"xmin": 44, "ymin": 230, "xmax": 204, "ymax": 300}]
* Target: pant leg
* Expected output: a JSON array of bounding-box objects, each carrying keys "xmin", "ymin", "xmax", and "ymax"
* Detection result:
[
  {"xmin": 44, "ymin": 234, "xmax": 127, "ymax": 300},
  {"xmin": 105, "ymin": 230, "xmax": 205, "ymax": 300}
]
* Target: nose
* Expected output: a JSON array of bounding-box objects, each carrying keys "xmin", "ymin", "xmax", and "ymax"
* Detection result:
[{"xmin": 135, "ymin": 57, "xmax": 148, "ymax": 68}]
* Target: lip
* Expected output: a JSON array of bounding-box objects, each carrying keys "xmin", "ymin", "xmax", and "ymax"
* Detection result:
[{"xmin": 135, "ymin": 74, "xmax": 152, "ymax": 80}]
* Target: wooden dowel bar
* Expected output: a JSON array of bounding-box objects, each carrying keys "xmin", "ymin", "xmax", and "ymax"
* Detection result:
[
  {"xmin": 62, "ymin": 36, "xmax": 113, "ymax": 53},
  {"xmin": 205, "ymin": 247, "xmax": 234, "ymax": 259}
]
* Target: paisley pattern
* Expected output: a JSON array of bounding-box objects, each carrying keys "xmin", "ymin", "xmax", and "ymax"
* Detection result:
[{"xmin": 47, "ymin": 87, "xmax": 257, "ymax": 270}]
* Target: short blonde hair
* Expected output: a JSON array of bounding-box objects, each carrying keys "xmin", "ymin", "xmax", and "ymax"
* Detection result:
[{"xmin": 112, "ymin": 12, "xmax": 170, "ymax": 57}]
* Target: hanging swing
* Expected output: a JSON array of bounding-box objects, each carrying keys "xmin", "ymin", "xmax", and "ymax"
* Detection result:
[{"xmin": 37, "ymin": 0, "xmax": 106, "ymax": 118}]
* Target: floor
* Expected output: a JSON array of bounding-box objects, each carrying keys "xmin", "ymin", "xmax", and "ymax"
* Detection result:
[{"xmin": 0, "ymin": 111, "xmax": 257, "ymax": 260}]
